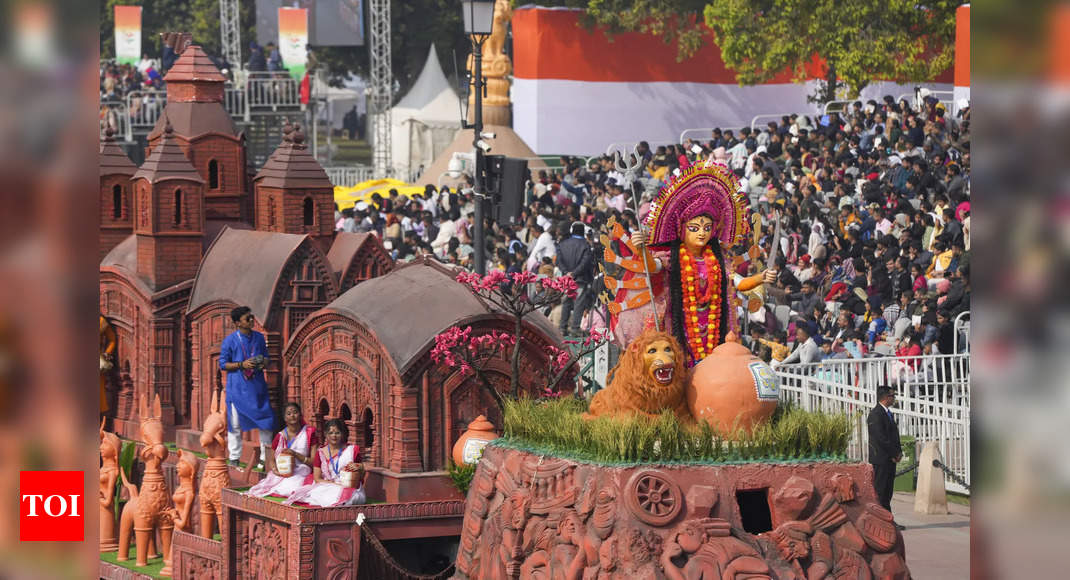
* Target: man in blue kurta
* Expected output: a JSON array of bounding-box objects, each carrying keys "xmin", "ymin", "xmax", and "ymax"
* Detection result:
[{"xmin": 220, "ymin": 306, "xmax": 276, "ymax": 467}]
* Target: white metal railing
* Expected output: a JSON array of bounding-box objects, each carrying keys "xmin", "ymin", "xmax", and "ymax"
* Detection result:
[
  {"xmin": 679, "ymin": 128, "xmax": 720, "ymax": 143},
  {"xmin": 125, "ymin": 91, "xmax": 167, "ymax": 130},
  {"xmin": 324, "ymin": 166, "xmax": 376, "ymax": 188},
  {"xmin": 604, "ymin": 141, "xmax": 674, "ymax": 158},
  {"xmin": 245, "ymin": 72, "xmax": 303, "ymax": 111},
  {"xmin": 223, "ymin": 86, "xmax": 247, "ymax": 120},
  {"xmin": 775, "ymin": 353, "xmax": 970, "ymax": 495},
  {"xmin": 100, "ymin": 101, "xmax": 131, "ymax": 141},
  {"xmin": 953, "ymin": 310, "xmax": 970, "ymax": 353},
  {"xmin": 899, "ymin": 89, "xmax": 956, "ymax": 112},
  {"xmin": 751, "ymin": 113, "xmax": 791, "ymax": 133},
  {"xmin": 823, "ymin": 100, "xmax": 854, "ymax": 115},
  {"xmin": 102, "ymin": 75, "xmax": 304, "ymax": 141}
]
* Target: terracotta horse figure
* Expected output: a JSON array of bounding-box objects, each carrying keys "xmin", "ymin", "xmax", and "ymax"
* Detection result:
[
  {"xmin": 118, "ymin": 393, "xmax": 173, "ymax": 567},
  {"xmin": 199, "ymin": 388, "xmax": 231, "ymax": 539}
]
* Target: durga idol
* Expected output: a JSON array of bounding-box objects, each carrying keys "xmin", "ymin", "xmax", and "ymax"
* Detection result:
[{"xmin": 604, "ymin": 163, "xmax": 771, "ymax": 367}]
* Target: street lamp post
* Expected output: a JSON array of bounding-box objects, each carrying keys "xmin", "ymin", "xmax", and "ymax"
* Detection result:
[{"xmin": 462, "ymin": 0, "xmax": 495, "ymax": 274}]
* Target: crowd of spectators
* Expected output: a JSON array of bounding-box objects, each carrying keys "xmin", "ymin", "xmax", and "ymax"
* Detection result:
[{"xmin": 349, "ymin": 95, "xmax": 968, "ymax": 360}]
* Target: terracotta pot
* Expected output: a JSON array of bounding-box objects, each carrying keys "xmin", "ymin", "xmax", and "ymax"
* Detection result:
[
  {"xmin": 452, "ymin": 415, "xmax": 498, "ymax": 465},
  {"xmin": 339, "ymin": 470, "xmax": 360, "ymax": 489},
  {"xmin": 276, "ymin": 454, "xmax": 293, "ymax": 477},
  {"xmin": 687, "ymin": 340, "xmax": 779, "ymax": 433}
]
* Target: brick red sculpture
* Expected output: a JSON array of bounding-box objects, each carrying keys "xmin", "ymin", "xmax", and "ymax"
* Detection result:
[
  {"xmin": 198, "ymin": 389, "xmax": 230, "ymax": 539},
  {"xmin": 117, "ymin": 394, "xmax": 173, "ymax": 567},
  {"xmin": 452, "ymin": 445, "xmax": 911, "ymax": 579}
]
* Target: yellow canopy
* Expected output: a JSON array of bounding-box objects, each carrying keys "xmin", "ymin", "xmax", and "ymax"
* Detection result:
[{"xmin": 334, "ymin": 178, "xmax": 426, "ymax": 210}]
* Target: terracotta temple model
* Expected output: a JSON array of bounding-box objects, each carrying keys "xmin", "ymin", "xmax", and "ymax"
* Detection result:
[
  {"xmin": 117, "ymin": 394, "xmax": 173, "ymax": 567},
  {"xmin": 99, "ymin": 418, "xmax": 121, "ymax": 552},
  {"xmin": 198, "ymin": 389, "xmax": 231, "ymax": 539}
]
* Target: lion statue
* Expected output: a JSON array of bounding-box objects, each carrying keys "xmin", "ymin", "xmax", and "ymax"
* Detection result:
[{"xmin": 585, "ymin": 329, "xmax": 691, "ymax": 421}]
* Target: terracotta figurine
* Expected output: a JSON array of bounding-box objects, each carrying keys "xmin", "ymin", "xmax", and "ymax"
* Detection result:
[
  {"xmin": 117, "ymin": 393, "xmax": 173, "ymax": 567},
  {"xmin": 199, "ymin": 389, "xmax": 230, "ymax": 538},
  {"xmin": 160, "ymin": 449, "xmax": 197, "ymax": 576},
  {"xmin": 99, "ymin": 418, "xmax": 121, "ymax": 552}
]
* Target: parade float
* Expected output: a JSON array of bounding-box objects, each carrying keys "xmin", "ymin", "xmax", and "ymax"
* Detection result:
[
  {"xmin": 98, "ymin": 34, "xmax": 908, "ymax": 580},
  {"xmin": 448, "ymin": 162, "xmax": 912, "ymax": 580}
]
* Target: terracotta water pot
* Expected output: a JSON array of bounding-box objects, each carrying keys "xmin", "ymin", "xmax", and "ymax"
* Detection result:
[
  {"xmin": 687, "ymin": 340, "xmax": 779, "ymax": 433},
  {"xmin": 276, "ymin": 454, "xmax": 293, "ymax": 477},
  {"xmin": 339, "ymin": 470, "xmax": 360, "ymax": 488},
  {"xmin": 452, "ymin": 415, "xmax": 498, "ymax": 465}
]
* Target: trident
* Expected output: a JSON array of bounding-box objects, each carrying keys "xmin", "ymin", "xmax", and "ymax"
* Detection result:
[{"xmin": 612, "ymin": 144, "xmax": 661, "ymax": 331}]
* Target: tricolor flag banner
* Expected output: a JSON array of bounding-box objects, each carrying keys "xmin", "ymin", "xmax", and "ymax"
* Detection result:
[
  {"xmin": 278, "ymin": 7, "xmax": 309, "ymax": 81},
  {"xmin": 113, "ymin": 5, "xmax": 142, "ymax": 65},
  {"xmin": 512, "ymin": 7, "xmax": 954, "ymax": 155}
]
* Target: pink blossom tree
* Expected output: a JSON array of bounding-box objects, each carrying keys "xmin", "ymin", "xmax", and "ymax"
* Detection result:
[{"xmin": 430, "ymin": 271, "xmax": 608, "ymax": 411}]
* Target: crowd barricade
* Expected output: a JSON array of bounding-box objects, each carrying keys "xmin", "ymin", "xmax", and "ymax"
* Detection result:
[
  {"xmin": 104, "ymin": 75, "xmax": 304, "ymax": 142},
  {"xmin": 750, "ymin": 113, "xmax": 795, "ymax": 133},
  {"xmin": 245, "ymin": 72, "xmax": 303, "ymax": 112},
  {"xmin": 100, "ymin": 101, "xmax": 131, "ymax": 141},
  {"xmin": 775, "ymin": 353, "xmax": 971, "ymax": 495},
  {"xmin": 604, "ymin": 141, "xmax": 674, "ymax": 159},
  {"xmin": 223, "ymin": 86, "xmax": 247, "ymax": 120},
  {"xmin": 953, "ymin": 310, "xmax": 970, "ymax": 353},
  {"xmin": 679, "ymin": 128, "xmax": 721, "ymax": 143},
  {"xmin": 324, "ymin": 166, "xmax": 376, "ymax": 188},
  {"xmin": 899, "ymin": 89, "xmax": 957, "ymax": 111},
  {"xmin": 125, "ymin": 90, "xmax": 167, "ymax": 130},
  {"xmin": 823, "ymin": 100, "xmax": 854, "ymax": 115}
]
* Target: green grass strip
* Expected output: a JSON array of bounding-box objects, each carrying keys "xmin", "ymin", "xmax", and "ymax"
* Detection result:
[
  {"xmin": 500, "ymin": 397, "xmax": 853, "ymax": 465},
  {"xmin": 100, "ymin": 549, "xmax": 166, "ymax": 578}
]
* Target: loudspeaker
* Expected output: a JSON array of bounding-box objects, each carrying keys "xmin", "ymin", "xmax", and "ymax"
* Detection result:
[{"xmin": 486, "ymin": 156, "xmax": 528, "ymax": 225}]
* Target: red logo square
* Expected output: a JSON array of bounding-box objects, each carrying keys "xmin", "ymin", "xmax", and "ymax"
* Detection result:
[{"xmin": 19, "ymin": 471, "xmax": 84, "ymax": 541}]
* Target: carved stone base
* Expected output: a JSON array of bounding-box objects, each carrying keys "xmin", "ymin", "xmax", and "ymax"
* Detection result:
[{"xmin": 452, "ymin": 444, "xmax": 911, "ymax": 579}]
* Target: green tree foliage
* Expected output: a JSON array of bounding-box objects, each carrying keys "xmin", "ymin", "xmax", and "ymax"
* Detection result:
[
  {"xmin": 704, "ymin": 0, "xmax": 958, "ymax": 100},
  {"xmin": 556, "ymin": 0, "xmax": 959, "ymax": 102}
]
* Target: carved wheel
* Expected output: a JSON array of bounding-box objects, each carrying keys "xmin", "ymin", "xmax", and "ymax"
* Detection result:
[{"xmin": 625, "ymin": 470, "xmax": 683, "ymax": 526}]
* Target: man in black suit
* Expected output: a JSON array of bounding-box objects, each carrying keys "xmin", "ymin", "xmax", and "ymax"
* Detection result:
[{"xmin": 868, "ymin": 386, "xmax": 903, "ymax": 516}]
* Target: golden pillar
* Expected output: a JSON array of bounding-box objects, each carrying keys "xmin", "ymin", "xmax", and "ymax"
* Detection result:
[{"xmin": 467, "ymin": 0, "xmax": 513, "ymax": 127}]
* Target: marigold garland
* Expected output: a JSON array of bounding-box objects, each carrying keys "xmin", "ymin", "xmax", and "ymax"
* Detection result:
[{"xmin": 679, "ymin": 246, "xmax": 722, "ymax": 361}]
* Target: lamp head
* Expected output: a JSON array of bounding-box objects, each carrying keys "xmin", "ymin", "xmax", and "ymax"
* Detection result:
[{"xmin": 461, "ymin": 0, "xmax": 495, "ymax": 36}]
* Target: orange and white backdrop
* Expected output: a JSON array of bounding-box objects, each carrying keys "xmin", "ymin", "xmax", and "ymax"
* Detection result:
[
  {"xmin": 955, "ymin": 4, "xmax": 970, "ymax": 106},
  {"xmin": 512, "ymin": 7, "xmax": 958, "ymax": 155}
]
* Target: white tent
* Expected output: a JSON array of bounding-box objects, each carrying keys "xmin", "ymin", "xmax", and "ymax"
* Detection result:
[
  {"xmin": 390, "ymin": 45, "xmax": 463, "ymax": 180},
  {"xmin": 312, "ymin": 74, "xmax": 365, "ymax": 130}
]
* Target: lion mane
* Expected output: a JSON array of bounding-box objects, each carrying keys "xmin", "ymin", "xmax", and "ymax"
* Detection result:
[{"xmin": 585, "ymin": 329, "xmax": 691, "ymax": 421}]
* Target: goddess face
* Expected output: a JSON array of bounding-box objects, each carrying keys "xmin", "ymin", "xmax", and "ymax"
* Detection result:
[{"xmin": 682, "ymin": 215, "xmax": 714, "ymax": 252}]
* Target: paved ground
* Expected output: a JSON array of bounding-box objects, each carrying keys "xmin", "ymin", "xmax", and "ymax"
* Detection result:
[{"xmin": 890, "ymin": 491, "xmax": 970, "ymax": 578}]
